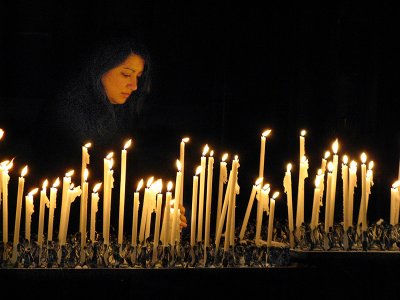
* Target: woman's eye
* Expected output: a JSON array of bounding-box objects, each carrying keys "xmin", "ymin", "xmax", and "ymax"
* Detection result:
[{"xmin": 121, "ymin": 73, "xmax": 130, "ymax": 78}]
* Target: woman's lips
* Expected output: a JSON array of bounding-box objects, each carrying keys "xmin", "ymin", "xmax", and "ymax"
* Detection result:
[{"xmin": 121, "ymin": 93, "xmax": 131, "ymax": 98}]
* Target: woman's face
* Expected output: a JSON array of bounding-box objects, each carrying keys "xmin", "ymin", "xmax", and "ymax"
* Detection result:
[{"xmin": 101, "ymin": 53, "xmax": 145, "ymax": 104}]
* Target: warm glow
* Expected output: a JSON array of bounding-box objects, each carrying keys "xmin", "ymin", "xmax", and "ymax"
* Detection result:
[
  {"xmin": 222, "ymin": 153, "xmax": 228, "ymax": 162},
  {"xmin": 70, "ymin": 183, "xmax": 75, "ymax": 189},
  {"xmin": 368, "ymin": 161, "xmax": 374, "ymax": 170},
  {"xmin": 255, "ymin": 177, "xmax": 263, "ymax": 186},
  {"xmin": 262, "ymin": 129, "xmax": 271, "ymax": 137},
  {"xmin": 343, "ymin": 155, "xmax": 348, "ymax": 164},
  {"xmin": 146, "ymin": 176, "xmax": 154, "ymax": 188},
  {"xmin": 53, "ymin": 177, "xmax": 60, "ymax": 188},
  {"xmin": 42, "ymin": 179, "xmax": 48, "ymax": 189},
  {"xmin": 66, "ymin": 170, "xmax": 74, "ymax": 177},
  {"xmin": 153, "ymin": 179, "xmax": 163, "ymax": 194},
  {"xmin": 393, "ymin": 181, "xmax": 400, "ymax": 189},
  {"xmin": 29, "ymin": 188, "xmax": 39, "ymax": 196},
  {"xmin": 332, "ymin": 139, "xmax": 339, "ymax": 154},
  {"xmin": 137, "ymin": 179, "xmax": 144, "ymax": 191},
  {"xmin": 315, "ymin": 176, "xmax": 321, "ymax": 188},
  {"xmin": 210, "ymin": 150, "xmax": 214, "ymax": 157},
  {"xmin": 195, "ymin": 166, "xmax": 202, "ymax": 175},
  {"xmin": 301, "ymin": 155, "xmax": 307, "ymax": 163},
  {"xmin": 21, "ymin": 165, "xmax": 28, "ymax": 177},
  {"xmin": 182, "ymin": 137, "xmax": 190, "ymax": 143},
  {"xmin": 263, "ymin": 183, "xmax": 270, "ymax": 191},
  {"xmin": 367, "ymin": 169, "xmax": 373, "ymax": 178},
  {"xmin": 286, "ymin": 163, "xmax": 292, "ymax": 172},
  {"xmin": 350, "ymin": 160, "xmax": 357, "ymax": 170},
  {"xmin": 84, "ymin": 169, "xmax": 89, "ymax": 181},
  {"xmin": 0, "ymin": 128, "xmax": 4, "ymax": 139},
  {"xmin": 361, "ymin": 152, "xmax": 367, "ymax": 164},
  {"xmin": 106, "ymin": 152, "xmax": 113, "ymax": 159},
  {"xmin": 167, "ymin": 181, "xmax": 173, "ymax": 192},
  {"xmin": 109, "ymin": 158, "xmax": 114, "ymax": 169},
  {"xmin": 93, "ymin": 183, "xmax": 102, "ymax": 193},
  {"xmin": 300, "ymin": 130, "xmax": 306, "ymax": 137},
  {"xmin": 317, "ymin": 169, "xmax": 322, "ymax": 176},
  {"xmin": 202, "ymin": 144, "xmax": 210, "ymax": 156},
  {"xmin": 272, "ymin": 191, "xmax": 280, "ymax": 199},
  {"xmin": 324, "ymin": 151, "xmax": 330, "ymax": 159},
  {"xmin": 234, "ymin": 155, "xmax": 239, "ymax": 161},
  {"xmin": 84, "ymin": 142, "xmax": 92, "ymax": 148},
  {"xmin": 176, "ymin": 159, "xmax": 182, "ymax": 172},
  {"xmin": 124, "ymin": 139, "xmax": 132, "ymax": 150},
  {"xmin": 327, "ymin": 161, "xmax": 334, "ymax": 172}
]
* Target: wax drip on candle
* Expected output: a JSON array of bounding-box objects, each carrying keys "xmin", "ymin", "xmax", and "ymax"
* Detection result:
[{"xmin": 267, "ymin": 191, "xmax": 280, "ymax": 247}]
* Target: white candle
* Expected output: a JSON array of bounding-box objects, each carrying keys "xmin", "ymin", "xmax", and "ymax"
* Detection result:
[
  {"xmin": 259, "ymin": 130, "xmax": 271, "ymax": 180},
  {"xmin": 283, "ymin": 163, "xmax": 294, "ymax": 248},
  {"xmin": 324, "ymin": 162, "xmax": 333, "ymax": 233},
  {"xmin": 47, "ymin": 177, "xmax": 60, "ymax": 242},
  {"xmin": 190, "ymin": 167, "xmax": 201, "ymax": 246},
  {"xmin": 63, "ymin": 184, "xmax": 82, "ymax": 244},
  {"xmin": 118, "ymin": 139, "xmax": 132, "ymax": 245},
  {"xmin": 311, "ymin": 175, "xmax": 321, "ymax": 230},
  {"xmin": 139, "ymin": 177, "xmax": 154, "ymax": 243},
  {"xmin": 239, "ymin": 177, "xmax": 262, "ymax": 241},
  {"xmin": 204, "ymin": 150, "xmax": 214, "ymax": 247},
  {"xmin": 103, "ymin": 153, "xmax": 114, "ymax": 245},
  {"xmin": 342, "ymin": 155, "xmax": 349, "ymax": 229},
  {"xmin": 299, "ymin": 130, "xmax": 306, "ymax": 162},
  {"xmin": 37, "ymin": 179, "xmax": 49, "ymax": 247},
  {"xmin": 153, "ymin": 186, "xmax": 163, "ymax": 261},
  {"xmin": 329, "ymin": 139, "xmax": 339, "ymax": 228},
  {"xmin": 80, "ymin": 142, "xmax": 91, "ymax": 236},
  {"xmin": 216, "ymin": 153, "xmax": 228, "ymax": 233},
  {"xmin": 296, "ymin": 155, "xmax": 309, "ymax": 230},
  {"xmin": 319, "ymin": 151, "xmax": 330, "ymax": 209},
  {"xmin": 390, "ymin": 181, "xmax": 400, "ymax": 225},
  {"xmin": 224, "ymin": 156, "xmax": 239, "ymax": 252},
  {"xmin": 12, "ymin": 166, "xmax": 27, "ymax": 262},
  {"xmin": 256, "ymin": 184, "xmax": 269, "ymax": 245},
  {"xmin": 267, "ymin": 192, "xmax": 279, "ymax": 247},
  {"xmin": 25, "ymin": 188, "xmax": 38, "ymax": 242},
  {"xmin": 145, "ymin": 181, "xmax": 158, "ymax": 241},
  {"xmin": 131, "ymin": 179, "xmax": 143, "ymax": 246},
  {"xmin": 179, "ymin": 137, "xmax": 189, "ymax": 206},
  {"xmin": 358, "ymin": 164, "xmax": 374, "ymax": 228},
  {"xmin": 1, "ymin": 160, "xmax": 12, "ymax": 243},
  {"xmin": 161, "ymin": 181, "xmax": 173, "ymax": 246},
  {"xmin": 59, "ymin": 170, "xmax": 73, "ymax": 245},
  {"xmin": 90, "ymin": 183, "xmax": 101, "ymax": 242},
  {"xmin": 360, "ymin": 153, "xmax": 367, "ymax": 231},
  {"xmin": 80, "ymin": 170, "xmax": 89, "ymax": 247},
  {"xmin": 197, "ymin": 144, "xmax": 209, "ymax": 242},
  {"xmin": 171, "ymin": 160, "xmax": 183, "ymax": 244},
  {"xmin": 215, "ymin": 170, "xmax": 233, "ymax": 251},
  {"xmin": 348, "ymin": 161, "xmax": 358, "ymax": 228}
]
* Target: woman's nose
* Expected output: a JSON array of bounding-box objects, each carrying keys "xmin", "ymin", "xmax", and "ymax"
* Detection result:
[{"xmin": 127, "ymin": 77, "xmax": 138, "ymax": 91}]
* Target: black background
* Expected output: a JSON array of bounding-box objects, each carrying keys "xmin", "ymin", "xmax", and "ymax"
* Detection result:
[{"xmin": 0, "ymin": 1, "xmax": 399, "ymax": 239}]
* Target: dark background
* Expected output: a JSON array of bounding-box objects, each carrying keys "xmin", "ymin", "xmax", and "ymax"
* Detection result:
[{"xmin": 0, "ymin": 1, "xmax": 399, "ymax": 237}]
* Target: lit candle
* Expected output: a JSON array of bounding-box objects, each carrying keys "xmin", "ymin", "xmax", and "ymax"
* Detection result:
[
  {"xmin": 319, "ymin": 151, "xmax": 330, "ymax": 208},
  {"xmin": 342, "ymin": 155, "xmax": 349, "ymax": 229},
  {"xmin": 1, "ymin": 159, "xmax": 12, "ymax": 244},
  {"xmin": 145, "ymin": 181, "xmax": 157, "ymax": 241},
  {"xmin": 360, "ymin": 152, "xmax": 367, "ymax": 232},
  {"xmin": 131, "ymin": 179, "xmax": 143, "ymax": 246},
  {"xmin": 80, "ymin": 142, "xmax": 91, "ymax": 236},
  {"xmin": 90, "ymin": 183, "xmax": 101, "ymax": 242},
  {"xmin": 204, "ymin": 150, "xmax": 214, "ymax": 248},
  {"xmin": 197, "ymin": 144, "xmax": 209, "ymax": 242},
  {"xmin": 139, "ymin": 176, "xmax": 154, "ymax": 243},
  {"xmin": 47, "ymin": 177, "xmax": 60, "ymax": 242},
  {"xmin": 11, "ymin": 165, "xmax": 28, "ymax": 263},
  {"xmin": 267, "ymin": 192, "xmax": 280, "ymax": 247},
  {"xmin": 153, "ymin": 181, "xmax": 163, "ymax": 262},
  {"xmin": 171, "ymin": 160, "xmax": 182, "ymax": 245},
  {"xmin": 103, "ymin": 153, "xmax": 114, "ymax": 245},
  {"xmin": 259, "ymin": 130, "xmax": 271, "ymax": 180},
  {"xmin": 256, "ymin": 183, "xmax": 270, "ymax": 245},
  {"xmin": 358, "ymin": 163, "xmax": 374, "ymax": 228},
  {"xmin": 283, "ymin": 163, "xmax": 294, "ymax": 248},
  {"xmin": 347, "ymin": 160, "xmax": 358, "ymax": 228},
  {"xmin": 79, "ymin": 169, "xmax": 89, "ymax": 247},
  {"xmin": 216, "ymin": 153, "xmax": 228, "ymax": 233},
  {"xmin": 239, "ymin": 177, "xmax": 262, "ymax": 241},
  {"xmin": 299, "ymin": 130, "xmax": 306, "ymax": 161},
  {"xmin": 324, "ymin": 162, "xmax": 333, "ymax": 234},
  {"xmin": 296, "ymin": 155, "xmax": 309, "ymax": 231},
  {"xmin": 329, "ymin": 139, "xmax": 339, "ymax": 228},
  {"xmin": 25, "ymin": 188, "xmax": 39, "ymax": 242},
  {"xmin": 179, "ymin": 137, "xmax": 190, "ymax": 206},
  {"xmin": 63, "ymin": 183, "xmax": 82, "ymax": 244},
  {"xmin": 59, "ymin": 170, "xmax": 73, "ymax": 245},
  {"xmin": 160, "ymin": 181, "xmax": 173, "ymax": 246},
  {"xmin": 37, "ymin": 179, "xmax": 49, "ymax": 247},
  {"xmin": 118, "ymin": 139, "xmax": 132, "ymax": 246},
  {"xmin": 224, "ymin": 156, "xmax": 239, "ymax": 252},
  {"xmin": 390, "ymin": 181, "xmax": 400, "ymax": 225},
  {"xmin": 311, "ymin": 175, "xmax": 321, "ymax": 230},
  {"xmin": 190, "ymin": 167, "xmax": 201, "ymax": 246},
  {"xmin": 215, "ymin": 170, "xmax": 233, "ymax": 251}
]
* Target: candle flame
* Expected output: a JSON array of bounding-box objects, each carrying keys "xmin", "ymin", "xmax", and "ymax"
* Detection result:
[
  {"xmin": 109, "ymin": 158, "xmax": 114, "ymax": 169},
  {"xmin": 210, "ymin": 150, "xmax": 214, "ymax": 157},
  {"xmin": 124, "ymin": 139, "xmax": 132, "ymax": 150},
  {"xmin": 182, "ymin": 137, "xmax": 190, "ymax": 143},
  {"xmin": 84, "ymin": 142, "xmax": 91, "ymax": 148},
  {"xmin": 262, "ymin": 129, "xmax": 271, "ymax": 137},
  {"xmin": 367, "ymin": 169, "xmax": 373, "ymax": 178},
  {"xmin": 361, "ymin": 152, "xmax": 367, "ymax": 164},
  {"xmin": 146, "ymin": 176, "xmax": 154, "ymax": 188},
  {"xmin": 167, "ymin": 181, "xmax": 173, "ymax": 192},
  {"xmin": 332, "ymin": 139, "xmax": 339, "ymax": 154},
  {"xmin": 137, "ymin": 179, "xmax": 144, "ymax": 191},
  {"xmin": 324, "ymin": 151, "xmax": 330, "ymax": 159},
  {"xmin": 263, "ymin": 183, "xmax": 270, "ymax": 190},
  {"xmin": 42, "ymin": 179, "xmax": 48, "ymax": 189},
  {"xmin": 327, "ymin": 161, "xmax": 333, "ymax": 172},
  {"xmin": 29, "ymin": 188, "xmax": 39, "ymax": 196},
  {"xmin": 195, "ymin": 166, "xmax": 202, "ymax": 175},
  {"xmin": 176, "ymin": 159, "xmax": 182, "ymax": 171},
  {"xmin": 350, "ymin": 160, "xmax": 357, "ymax": 169},
  {"xmin": 6, "ymin": 158, "xmax": 14, "ymax": 170},
  {"xmin": 301, "ymin": 155, "xmax": 307, "ymax": 163},
  {"xmin": 70, "ymin": 183, "xmax": 75, "ymax": 189},
  {"xmin": 0, "ymin": 160, "xmax": 9, "ymax": 168},
  {"xmin": 84, "ymin": 169, "xmax": 89, "ymax": 181},
  {"xmin": 0, "ymin": 128, "xmax": 4, "ymax": 139},
  {"xmin": 234, "ymin": 155, "xmax": 239, "ymax": 161},
  {"xmin": 202, "ymin": 144, "xmax": 210, "ymax": 156},
  {"xmin": 393, "ymin": 181, "xmax": 400, "ymax": 189},
  {"xmin": 106, "ymin": 152, "xmax": 113, "ymax": 159},
  {"xmin": 272, "ymin": 191, "xmax": 280, "ymax": 199},
  {"xmin": 255, "ymin": 177, "xmax": 263, "ymax": 186},
  {"xmin": 222, "ymin": 153, "xmax": 228, "ymax": 162},
  {"xmin": 315, "ymin": 176, "xmax": 321, "ymax": 188},
  {"xmin": 300, "ymin": 129, "xmax": 306, "ymax": 137},
  {"xmin": 343, "ymin": 155, "xmax": 348, "ymax": 164},
  {"xmin": 153, "ymin": 179, "xmax": 163, "ymax": 194},
  {"xmin": 53, "ymin": 177, "xmax": 60, "ymax": 188},
  {"xmin": 66, "ymin": 170, "xmax": 74, "ymax": 177},
  {"xmin": 368, "ymin": 161, "xmax": 374, "ymax": 170},
  {"xmin": 317, "ymin": 169, "xmax": 322, "ymax": 176},
  {"xmin": 93, "ymin": 183, "xmax": 102, "ymax": 193},
  {"xmin": 286, "ymin": 163, "xmax": 292, "ymax": 172},
  {"xmin": 21, "ymin": 165, "xmax": 28, "ymax": 177}
]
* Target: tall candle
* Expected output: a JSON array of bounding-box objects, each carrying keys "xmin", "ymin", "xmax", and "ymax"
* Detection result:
[
  {"xmin": 283, "ymin": 163, "xmax": 294, "ymax": 248},
  {"xmin": 47, "ymin": 177, "xmax": 60, "ymax": 242},
  {"xmin": 25, "ymin": 188, "xmax": 38, "ymax": 242},
  {"xmin": 299, "ymin": 130, "xmax": 306, "ymax": 162},
  {"xmin": 153, "ymin": 188, "xmax": 163, "ymax": 262},
  {"xmin": 179, "ymin": 137, "xmax": 189, "ymax": 206},
  {"xmin": 160, "ymin": 181, "xmax": 173, "ymax": 246},
  {"xmin": 190, "ymin": 167, "xmax": 201, "ymax": 246},
  {"xmin": 37, "ymin": 179, "xmax": 49, "ymax": 247},
  {"xmin": 131, "ymin": 179, "xmax": 143, "ymax": 246},
  {"xmin": 204, "ymin": 150, "xmax": 214, "ymax": 247},
  {"xmin": 360, "ymin": 153, "xmax": 367, "ymax": 231},
  {"xmin": 358, "ymin": 165, "xmax": 374, "ymax": 228},
  {"xmin": 145, "ymin": 180, "xmax": 158, "ymax": 241},
  {"xmin": 63, "ymin": 184, "xmax": 82, "ymax": 244},
  {"xmin": 197, "ymin": 144, "xmax": 209, "ymax": 242},
  {"xmin": 239, "ymin": 177, "xmax": 262, "ymax": 241},
  {"xmin": 324, "ymin": 162, "xmax": 333, "ymax": 234},
  {"xmin": 259, "ymin": 130, "xmax": 271, "ymax": 180},
  {"xmin": 256, "ymin": 184, "xmax": 269, "ymax": 245},
  {"xmin": 11, "ymin": 166, "xmax": 28, "ymax": 263},
  {"xmin": 139, "ymin": 177, "xmax": 154, "ymax": 243},
  {"xmin": 1, "ymin": 160, "xmax": 12, "ymax": 243},
  {"xmin": 224, "ymin": 156, "xmax": 239, "ymax": 252},
  {"xmin": 59, "ymin": 170, "xmax": 73, "ymax": 245},
  {"xmin": 80, "ymin": 170, "xmax": 89, "ymax": 247},
  {"xmin": 342, "ymin": 155, "xmax": 349, "ymax": 229},
  {"xmin": 347, "ymin": 161, "xmax": 358, "ymax": 228},
  {"xmin": 296, "ymin": 155, "xmax": 309, "ymax": 230},
  {"xmin": 80, "ymin": 142, "xmax": 91, "ymax": 235},
  {"xmin": 216, "ymin": 153, "xmax": 228, "ymax": 233},
  {"xmin": 390, "ymin": 181, "xmax": 400, "ymax": 225},
  {"xmin": 118, "ymin": 139, "xmax": 132, "ymax": 245},
  {"xmin": 90, "ymin": 183, "xmax": 101, "ymax": 242},
  {"xmin": 215, "ymin": 170, "xmax": 233, "ymax": 251},
  {"xmin": 311, "ymin": 175, "xmax": 321, "ymax": 230},
  {"xmin": 172, "ymin": 160, "xmax": 183, "ymax": 244},
  {"xmin": 329, "ymin": 139, "xmax": 339, "ymax": 228},
  {"xmin": 104, "ymin": 153, "xmax": 114, "ymax": 245},
  {"xmin": 267, "ymin": 192, "xmax": 279, "ymax": 247},
  {"xmin": 319, "ymin": 151, "xmax": 330, "ymax": 208}
]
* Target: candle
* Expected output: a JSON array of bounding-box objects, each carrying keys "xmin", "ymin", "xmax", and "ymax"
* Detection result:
[
  {"xmin": 139, "ymin": 176, "xmax": 154, "ymax": 243},
  {"xmin": 390, "ymin": 181, "xmax": 400, "ymax": 225},
  {"xmin": 63, "ymin": 184, "xmax": 82, "ymax": 244},
  {"xmin": 283, "ymin": 163, "xmax": 294, "ymax": 248},
  {"xmin": 80, "ymin": 143, "xmax": 91, "ymax": 236},
  {"xmin": 267, "ymin": 192, "xmax": 279, "ymax": 247},
  {"xmin": 256, "ymin": 183, "xmax": 270, "ymax": 245},
  {"xmin": 80, "ymin": 169, "xmax": 89, "ymax": 247},
  {"xmin": 319, "ymin": 151, "xmax": 330, "ymax": 208},
  {"xmin": 239, "ymin": 177, "xmax": 262, "ymax": 241},
  {"xmin": 131, "ymin": 179, "xmax": 143, "ymax": 246},
  {"xmin": 160, "ymin": 181, "xmax": 173, "ymax": 246},
  {"xmin": 360, "ymin": 153, "xmax": 367, "ymax": 232},
  {"xmin": 25, "ymin": 188, "xmax": 38, "ymax": 242},
  {"xmin": 58, "ymin": 170, "xmax": 73, "ymax": 245},
  {"xmin": 47, "ymin": 177, "xmax": 60, "ymax": 242},
  {"xmin": 329, "ymin": 139, "xmax": 339, "ymax": 228},
  {"xmin": 215, "ymin": 170, "xmax": 233, "ymax": 251},
  {"xmin": 216, "ymin": 153, "xmax": 228, "ymax": 233},
  {"xmin": 299, "ymin": 130, "xmax": 306, "ymax": 161},
  {"xmin": 348, "ymin": 161, "xmax": 358, "ymax": 228},
  {"xmin": 324, "ymin": 162, "xmax": 333, "ymax": 234},
  {"xmin": 118, "ymin": 139, "xmax": 132, "ymax": 245},
  {"xmin": 342, "ymin": 155, "xmax": 349, "ymax": 229},
  {"xmin": 152, "ymin": 182, "xmax": 163, "ymax": 262},
  {"xmin": 311, "ymin": 175, "xmax": 321, "ymax": 230},
  {"xmin": 358, "ymin": 163, "xmax": 374, "ymax": 228},
  {"xmin": 145, "ymin": 181, "xmax": 157, "ymax": 241},
  {"xmin": 196, "ymin": 144, "xmax": 209, "ymax": 242},
  {"xmin": 224, "ymin": 156, "xmax": 239, "ymax": 252},
  {"xmin": 296, "ymin": 155, "xmax": 309, "ymax": 231},
  {"xmin": 190, "ymin": 167, "xmax": 201, "ymax": 246},
  {"xmin": 259, "ymin": 130, "xmax": 271, "ymax": 180},
  {"xmin": 179, "ymin": 137, "xmax": 190, "ymax": 206},
  {"xmin": 1, "ymin": 159, "xmax": 12, "ymax": 244},
  {"xmin": 11, "ymin": 165, "xmax": 28, "ymax": 263},
  {"xmin": 204, "ymin": 150, "xmax": 214, "ymax": 247},
  {"xmin": 90, "ymin": 183, "xmax": 101, "ymax": 242},
  {"xmin": 103, "ymin": 153, "xmax": 114, "ymax": 245},
  {"xmin": 171, "ymin": 160, "xmax": 183, "ymax": 244},
  {"xmin": 37, "ymin": 179, "xmax": 49, "ymax": 247}
]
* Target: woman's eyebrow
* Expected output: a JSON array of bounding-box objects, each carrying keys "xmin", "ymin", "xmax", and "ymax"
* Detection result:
[{"xmin": 123, "ymin": 67, "xmax": 135, "ymax": 72}]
